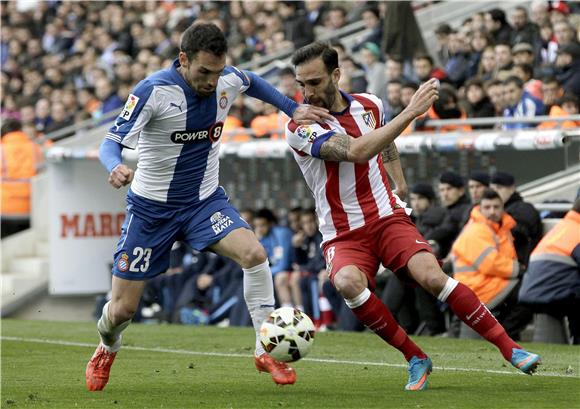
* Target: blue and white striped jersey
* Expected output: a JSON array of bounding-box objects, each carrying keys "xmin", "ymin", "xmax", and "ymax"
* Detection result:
[{"xmin": 105, "ymin": 60, "xmax": 250, "ymax": 205}]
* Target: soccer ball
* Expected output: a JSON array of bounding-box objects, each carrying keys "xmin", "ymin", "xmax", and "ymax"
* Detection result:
[{"xmin": 260, "ymin": 307, "xmax": 315, "ymax": 362}]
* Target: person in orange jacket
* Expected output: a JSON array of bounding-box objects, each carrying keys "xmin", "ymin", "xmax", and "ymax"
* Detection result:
[
  {"xmin": 451, "ymin": 188, "xmax": 532, "ymax": 339},
  {"xmin": 452, "ymin": 188, "xmax": 520, "ymax": 309},
  {"xmin": 1, "ymin": 119, "xmax": 43, "ymax": 238},
  {"xmin": 538, "ymin": 93, "xmax": 580, "ymax": 129},
  {"xmin": 519, "ymin": 198, "xmax": 580, "ymax": 344}
]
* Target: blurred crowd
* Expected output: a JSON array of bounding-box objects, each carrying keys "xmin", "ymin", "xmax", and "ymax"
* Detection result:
[
  {"xmin": 2, "ymin": 1, "xmax": 579, "ymax": 145},
  {"xmin": 98, "ymin": 169, "xmax": 578, "ymax": 344}
]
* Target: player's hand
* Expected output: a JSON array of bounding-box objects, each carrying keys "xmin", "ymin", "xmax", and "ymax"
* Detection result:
[
  {"xmin": 393, "ymin": 184, "xmax": 408, "ymax": 201},
  {"xmin": 108, "ymin": 164, "xmax": 134, "ymax": 189},
  {"xmin": 292, "ymin": 104, "xmax": 334, "ymax": 125},
  {"xmin": 406, "ymin": 78, "xmax": 439, "ymax": 118}
]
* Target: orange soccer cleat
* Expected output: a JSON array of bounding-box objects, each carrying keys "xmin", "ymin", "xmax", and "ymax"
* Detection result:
[
  {"xmin": 254, "ymin": 353, "xmax": 297, "ymax": 385},
  {"xmin": 86, "ymin": 343, "xmax": 117, "ymax": 391}
]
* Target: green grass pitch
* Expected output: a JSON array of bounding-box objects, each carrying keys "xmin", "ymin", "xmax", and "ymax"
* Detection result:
[{"xmin": 2, "ymin": 319, "xmax": 579, "ymax": 408}]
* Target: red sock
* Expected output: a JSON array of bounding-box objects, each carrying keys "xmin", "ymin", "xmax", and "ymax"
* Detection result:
[
  {"xmin": 445, "ymin": 282, "xmax": 520, "ymax": 360},
  {"xmin": 350, "ymin": 292, "xmax": 426, "ymax": 361}
]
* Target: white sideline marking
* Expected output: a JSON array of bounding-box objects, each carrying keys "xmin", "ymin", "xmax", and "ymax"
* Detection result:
[{"xmin": 1, "ymin": 336, "xmax": 577, "ymax": 379}]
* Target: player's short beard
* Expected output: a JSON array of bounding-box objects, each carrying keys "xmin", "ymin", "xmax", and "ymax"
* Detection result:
[{"xmin": 314, "ymin": 81, "xmax": 337, "ymax": 110}]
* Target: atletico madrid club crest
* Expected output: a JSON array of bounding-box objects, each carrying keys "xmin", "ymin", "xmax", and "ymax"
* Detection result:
[
  {"xmin": 117, "ymin": 253, "xmax": 129, "ymax": 272},
  {"xmin": 362, "ymin": 111, "xmax": 376, "ymax": 128}
]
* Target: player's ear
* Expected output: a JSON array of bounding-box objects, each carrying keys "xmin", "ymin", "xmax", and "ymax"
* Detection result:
[
  {"xmin": 332, "ymin": 67, "xmax": 341, "ymax": 85},
  {"xmin": 178, "ymin": 51, "xmax": 189, "ymax": 68}
]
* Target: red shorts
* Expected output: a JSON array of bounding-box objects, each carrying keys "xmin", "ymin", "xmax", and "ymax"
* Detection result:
[{"xmin": 322, "ymin": 209, "xmax": 433, "ymax": 290}]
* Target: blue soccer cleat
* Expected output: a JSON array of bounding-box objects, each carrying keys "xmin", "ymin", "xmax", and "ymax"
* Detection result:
[
  {"xmin": 405, "ymin": 356, "xmax": 433, "ymax": 391},
  {"xmin": 511, "ymin": 348, "xmax": 541, "ymax": 375}
]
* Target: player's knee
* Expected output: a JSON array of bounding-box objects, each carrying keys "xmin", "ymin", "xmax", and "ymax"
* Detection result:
[
  {"xmin": 333, "ymin": 269, "xmax": 366, "ymax": 299},
  {"xmin": 109, "ymin": 302, "xmax": 138, "ymax": 324},
  {"xmin": 240, "ymin": 245, "xmax": 268, "ymax": 269}
]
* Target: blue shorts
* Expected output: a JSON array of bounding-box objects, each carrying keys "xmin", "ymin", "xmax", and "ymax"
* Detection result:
[{"xmin": 112, "ymin": 187, "xmax": 250, "ymax": 280}]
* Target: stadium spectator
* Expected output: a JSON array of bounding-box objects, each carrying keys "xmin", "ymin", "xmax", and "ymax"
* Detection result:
[
  {"xmin": 359, "ymin": 42, "xmax": 387, "ymax": 97},
  {"xmin": 44, "ymin": 102, "xmax": 74, "ymax": 138},
  {"xmin": 518, "ymin": 198, "xmax": 580, "ymax": 344},
  {"xmin": 254, "ymin": 208, "xmax": 299, "ymax": 310},
  {"xmin": 468, "ymin": 29, "xmax": 494, "ymax": 77},
  {"xmin": 512, "ymin": 42, "xmax": 536, "ymax": 66},
  {"xmin": 0, "ymin": 119, "xmax": 43, "ymax": 238},
  {"xmin": 384, "ymin": 80, "xmax": 404, "ymax": 121},
  {"xmin": 554, "ymin": 42, "xmax": 580, "ymax": 97},
  {"xmin": 34, "ymin": 98, "xmax": 52, "ymax": 134},
  {"xmin": 513, "ymin": 63, "xmax": 543, "ymax": 100},
  {"xmin": 463, "ymin": 78, "xmax": 496, "ymax": 128},
  {"xmin": 278, "ymin": 67, "xmax": 301, "ymax": 103},
  {"xmin": 530, "ymin": 0, "xmax": 550, "ymax": 26},
  {"xmin": 427, "ymin": 171, "xmax": 472, "ymax": 260},
  {"xmin": 539, "ymin": 21, "xmax": 559, "ymax": 64},
  {"xmin": 409, "ymin": 182, "xmax": 446, "ymax": 255},
  {"xmin": 541, "ymin": 76, "xmax": 565, "ymax": 110},
  {"xmin": 467, "ymin": 170, "xmax": 490, "ymax": 206},
  {"xmin": 287, "ymin": 207, "xmax": 303, "ymax": 235},
  {"xmin": 485, "ymin": 8, "xmax": 513, "ymax": 45},
  {"xmin": 93, "ymin": 77, "xmax": 123, "ymax": 120},
  {"xmin": 385, "ymin": 56, "xmax": 406, "ymax": 82},
  {"xmin": 277, "ymin": 1, "xmax": 315, "ymax": 49},
  {"xmin": 451, "ymin": 188, "xmax": 522, "ymax": 339},
  {"xmin": 434, "ymin": 23, "xmax": 452, "ymax": 67},
  {"xmin": 351, "ymin": 6, "xmax": 383, "ymax": 52},
  {"xmin": 486, "ymin": 79, "xmax": 507, "ymax": 118},
  {"xmin": 539, "ymin": 92, "xmax": 580, "ymax": 128},
  {"xmin": 495, "ymin": 42, "xmax": 514, "ymax": 80},
  {"xmin": 478, "ymin": 46, "xmax": 497, "ymax": 81},
  {"xmin": 502, "ymin": 76, "xmax": 545, "ymax": 129},
  {"xmin": 339, "ymin": 56, "xmax": 368, "ymax": 93},
  {"xmin": 509, "ymin": 6, "xmax": 541, "ymax": 46},
  {"xmin": 445, "ymin": 30, "xmax": 471, "ymax": 87},
  {"xmin": 323, "ymin": 5, "xmax": 348, "ymax": 33},
  {"xmin": 553, "ymin": 20, "xmax": 577, "ymax": 49},
  {"xmin": 293, "ymin": 208, "xmax": 330, "ymax": 328},
  {"xmin": 412, "ymin": 54, "xmax": 447, "ymax": 84},
  {"xmin": 490, "ymin": 171, "xmax": 542, "ymax": 266},
  {"xmin": 414, "ymin": 84, "xmax": 472, "ymax": 133}
]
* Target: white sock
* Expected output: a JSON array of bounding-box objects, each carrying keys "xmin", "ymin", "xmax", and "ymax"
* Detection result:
[
  {"xmin": 97, "ymin": 301, "xmax": 131, "ymax": 353},
  {"xmin": 243, "ymin": 260, "xmax": 275, "ymax": 356},
  {"xmin": 437, "ymin": 277, "xmax": 459, "ymax": 302},
  {"xmin": 344, "ymin": 288, "xmax": 371, "ymax": 309}
]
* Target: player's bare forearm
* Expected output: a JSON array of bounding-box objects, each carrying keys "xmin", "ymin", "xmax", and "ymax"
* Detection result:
[
  {"xmin": 384, "ymin": 156, "xmax": 408, "ymax": 200},
  {"xmin": 381, "ymin": 142, "xmax": 400, "ymax": 164},
  {"xmin": 318, "ymin": 133, "xmax": 353, "ymax": 161}
]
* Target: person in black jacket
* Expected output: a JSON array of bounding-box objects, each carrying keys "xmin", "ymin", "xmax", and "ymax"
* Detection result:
[
  {"xmin": 425, "ymin": 172, "xmax": 471, "ymax": 262},
  {"xmin": 381, "ymin": 182, "xmax": 447, "ymax": 336},
  {"xmin": 490, "ymin": 171, "xmax": 542, "ymax": 266},
  {"xmin": 464, "ymin": 79, "xmax": 496, "ymax": 129}
]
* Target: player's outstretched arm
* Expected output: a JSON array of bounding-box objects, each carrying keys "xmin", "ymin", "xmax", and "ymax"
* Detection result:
[
  {"xmin": 99, "ymin": 138, "xmax": 134, "ymax": 189},
  {"xmin": 319, "ymin": 79, "xmax": 439, "ymax": 163},
  {"xmin": 243, "ymin": 70, "xmax": 333, "ymax": 124}
]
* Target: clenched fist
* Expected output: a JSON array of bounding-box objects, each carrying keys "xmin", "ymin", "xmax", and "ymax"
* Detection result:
[{"xmin": 108, "ymin": 164, "xmax": 134, "ymax": 189}]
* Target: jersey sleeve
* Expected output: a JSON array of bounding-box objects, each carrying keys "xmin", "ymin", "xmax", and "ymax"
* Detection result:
[
  {"xmin": 285, "ymin": 121, "xmax": 335, "ymax": 158},
  {"xmin": 105, "ymin": 79, "xmax": 156, "ymax": 149},
  {"xmin": 222, "ymin": 66, "xmax": 251, "ymax": 93}
]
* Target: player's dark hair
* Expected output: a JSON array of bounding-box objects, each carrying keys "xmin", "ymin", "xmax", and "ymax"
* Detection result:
[
  {"xmin": 180, "ymin": 23, "xmax": 228, "ymax": 60},
  {"xmin": 481, "ymin": 188, "xmax": 502, "ymax": 202},
  {"xmin": 291, "ymin": 41, "xmax": 339, "ymax": 73},
  {"xmin": 504, "ymin": 75, "xmax": 524, "ymax": 89}
]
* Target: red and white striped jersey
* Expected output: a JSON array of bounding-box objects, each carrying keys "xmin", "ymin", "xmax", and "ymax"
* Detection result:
[{"xmin": 285, "ymin": 91, "xmax": 409, "ymax": 244}]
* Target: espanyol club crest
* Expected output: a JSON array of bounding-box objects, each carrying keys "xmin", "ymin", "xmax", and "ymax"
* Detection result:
[
  {"xmin": 362, "ymin": 111, "xmax": 376, "ymax": 128},
  {"xmin": 117, "ymin": 253, "xmax": 129, "ymax": 272},
  {"xmin": 219, "ymin": 91, "xmax": 228, "ymax": 109}
]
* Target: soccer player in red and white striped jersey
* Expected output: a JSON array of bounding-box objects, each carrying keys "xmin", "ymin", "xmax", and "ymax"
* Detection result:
[{"xmin": 285, "ymin": 42, "xmax": 541, "ymax": 391}]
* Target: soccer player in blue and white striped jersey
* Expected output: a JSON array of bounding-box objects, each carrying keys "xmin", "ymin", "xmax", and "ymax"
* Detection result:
[{"xmin": 86, "ymin": 23, "xmax": 332, "ymax": 391}]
